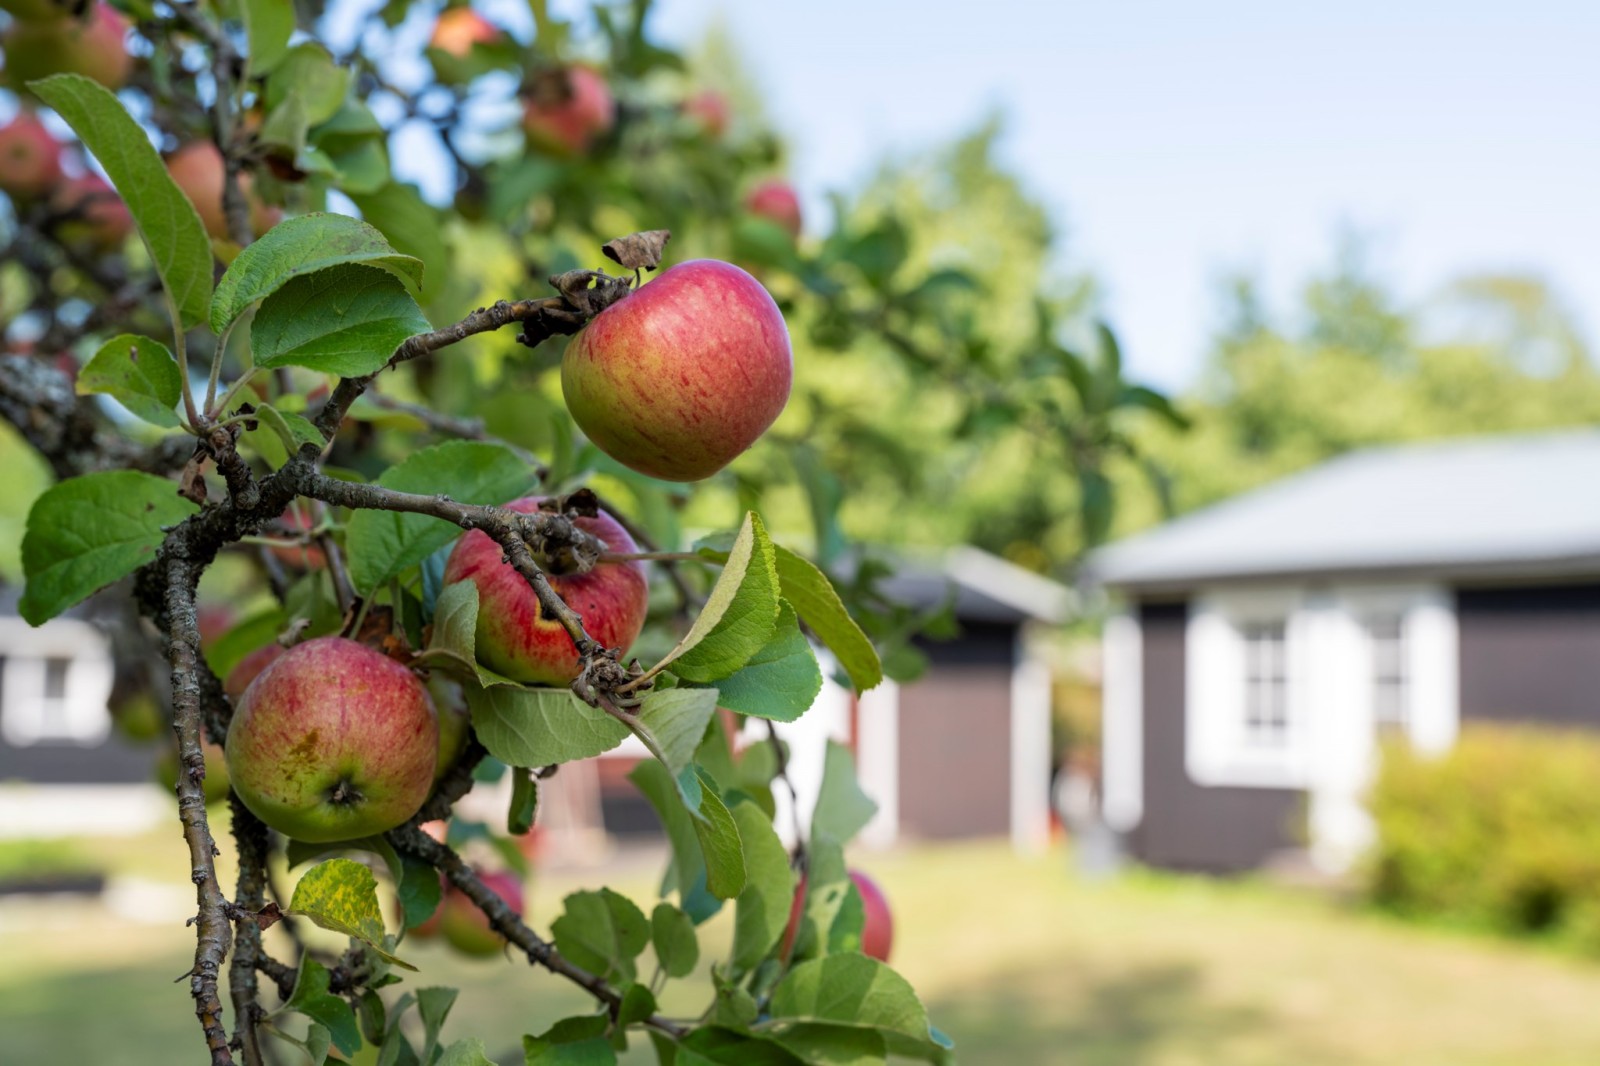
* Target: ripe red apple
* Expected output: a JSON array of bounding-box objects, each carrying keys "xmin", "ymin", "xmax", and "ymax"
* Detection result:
[
  {"xmin": 744, "ymin": 179, "xmax": 802, "ymax": 239},
  {"xmin": 0, "ymin": 112, "xmax": 62, "ymax": 201},
  {"xmin": 165, "ymin": 141, "xmax": 282, "ymax": 241},
  {"xmin": 4, "ymin": 2, "xmax": 133, "ymax": 91},
  {"xmin": 50, "ymin": 173, "xmax": 132, "ymax": 252},
  {"xmin": 561, "ymin": 259, "xmax": 792, "ymax": 482},
  {"xmin": 440, "ymin": 868, "xmax": 524, "ymax": 957},
  {"xmin": 429, "ymin": 7, "xmax": 499, "ymax": 57},
  {"xmin": 522, "ymin": 66, "xmax": 615, "ymax": 157},
  {"xmin": 223, "ymin": 643, "xmax": 285, "ymax": 701},
  {"xmin": 442, "ymin": 498, "xmax": 648, "ymax": 685},
  {"xmin": 683, "ymin": 89, "xmax": 730, "ymax": 139},
  {"xmin": 782, "ymin": 868, "xmax": 894, "ymax": 963},
  {"xmin": 224, "ymin": 636, "xmax": 439, "ymax": 843}
]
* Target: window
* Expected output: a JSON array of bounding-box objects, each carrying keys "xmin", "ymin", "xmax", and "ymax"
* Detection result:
[
  {"xmin": 1368, "ymin": 614, "xmax": 1408, "ymax": 735},
  {"xmin": 0, "ymin": 619, "xmax": 113, "ymax": 747},
  {"xmin": 1241, "ymin": 621, "xmax": 1289, "ymax": 747}
]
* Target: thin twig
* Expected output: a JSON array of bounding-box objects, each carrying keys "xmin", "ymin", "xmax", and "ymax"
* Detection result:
[{"xmin": 387, "ymin": 826, "xmax": 688, "ymax": 1039}]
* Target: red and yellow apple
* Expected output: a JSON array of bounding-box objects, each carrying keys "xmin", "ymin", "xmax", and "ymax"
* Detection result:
[
  {"xmin": 439, "ymin": 868, "xmax": 524, "ymax": 957},
  {"xmin": 0, "ymin": 111, "xmax": 62, "ymax": 201},
  {"xmin": 442, "ymin": 498, "xmax": 648, "ymax": 685},
  {"xmin": 429, "ymin": 7, "xmax": 500, "ymax": 57},
  {"xmin": 744, "ymin": 179, "xmax": 802, "ymax": 239},
  {"xmin": 224, "ymin": 636, "xmax": 439, "ymax": 843},
  {"xmin": 782, "ymin": 868, "xmax": 894, "ymax": 963},
  {"xmin": 165, "ymin": 141, "xmax": 282, "ymax": 241},
  {"xmin": 223, "ymin": 643, "xmax": 285, "ymax": 701},
  {"xmin": 522, "ymin": 66, "xmax": 615, "ymax": 157},
  {"xmin": 560, "ymin": 259, "xmax": 792, "ymax": 482},
  {"xmin": 3, "ymin": 2, "xmax": 133, "ymax": 91}
]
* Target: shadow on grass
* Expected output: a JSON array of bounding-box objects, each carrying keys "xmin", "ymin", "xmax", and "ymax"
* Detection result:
[{"xmin": 925, "ymin": 959, "xmax": 1273, "ymax": 1066}]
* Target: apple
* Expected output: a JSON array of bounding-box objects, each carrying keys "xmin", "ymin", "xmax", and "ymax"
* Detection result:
[
  {"xmin": 782, "ymin": 868, "xmax": 894, "ymax": 963},
  {"xmin": 522, "ymin": 66, "xmax": 615, "ymax": 157},
  {"xmin": 683, "ymin": 89, "xmax": 730, "ymax": 139},
  {"xmin": 744, "ymin": 179, "xmax": 802, "ymax": 239},
  {"xmin": 442, "ymin": 497, "xmax": 648, "ymax": 685},
  {"xmin": 157, "ymin": 738, "xmax": 232, "ymax": 806},
  {"xmin": 4, "ymin": 2, "xmax": 133, "ymax": 92},
  {"xmin": 0, "ymin": 111, "xmax": 62, "ymax": 201},
  {"xmin": 165, "ymin": 141, "xmax": 282, "ymax": 241},
  {"xmin": 429, "ymin": 7, "xmax": 499, "ymax": 57},
  {"xmin": 49, "ymin": 173, "xmax": 132, "ymax": 252},
  {"xmin": 440, "ymin": 868, "xmax": 524, "ymax": 957},
  {"xmin": 225, "ymin": 636, "xmax": 439, "ymax": 843},
  {"xmin": 223, "ymin": 643, "xmax": 284, "ymax": 701},
  {"xmin": 561, "ymin": 259, "xmax": 792, "ymax": 482},
  {"xmin": 427, "ymin": 676, "xmax": 471, "ymax": 782}
]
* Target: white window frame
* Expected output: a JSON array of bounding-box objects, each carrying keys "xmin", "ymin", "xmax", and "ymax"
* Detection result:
[
  {"xmin": 1334, "ymin": 586, "xmax": 1458, "ymax": 755},
  {"xmin": 0, "ymin": 616, "xmax": 114, "ymax": 747},
  {"xmin": 1186, "ymin": 588, "xmax": 1312, "ymax": 788}
]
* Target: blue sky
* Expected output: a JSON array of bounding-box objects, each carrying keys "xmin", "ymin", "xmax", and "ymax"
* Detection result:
[{"xmin": 639, "ymin": 0, "xmax": 1600, "ymax": 390}]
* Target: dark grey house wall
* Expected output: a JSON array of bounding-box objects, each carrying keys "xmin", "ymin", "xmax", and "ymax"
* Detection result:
[
  {"xmin": 895, "ymin": 622, "xmax": 1017, "ymax": 840},
  {"xmin": 1458, "ymin": 582, "xmax": 1600, "ymax": 728},
  {"xmin": 0, "ymin": 734, "xmax": 155, "ymax": 785},
  {"xmin": 1133, "ymin": 600, "xmax": 1301, "ymax": 872}
]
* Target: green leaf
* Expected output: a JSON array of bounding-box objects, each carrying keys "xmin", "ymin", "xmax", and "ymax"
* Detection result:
[
  {"xmin": 253, "ymin": 403, "xmax": 324, "ymax": 456},
  {"xmin": 629, "ymin": 760, "xmax": 745, "ymax": 906},
  {"xmin": 767, "ymin": 955, "xmax": 933, "ymax": 1043},
  {"xmin": 347, "ymin": 182, "xmax": 451, "ymax": 292},
  {"xmin": 29, "ymin": 75, "xmax": 212, "ymax": 329},
  {"xmin": 467, "ymin": 684, "xmax": 629, "ymax": 768},
  {"xmin": 76, "ymin": 334, "xmax": 183, "ymax": 427},
  {"xmin": 397, "ymin": 853, "xmax": 442, "ymax": 931},
  {"xmin": 204, "ymin": 607, "xmax": 285, "ymax": 680},
  {"xmin": 426, "ymin": 580, "xmax": 502, "ymax": 685},
  {"xmin": 288, "ymin": 858, "xmax": 416, "ymax": 970},
  {"xmin": 711, "ymin": 978, "xmax": 759, "ymax": 1028},
  {"xmin": 632, "ymin": 688, "xmax": 720, "ymax": 777},
  {"xmin": 650, "ymin": 902, "xmax": 699, "ymax": 978},
  {"xmin": 678, "ymin": 1028, "xmax": 805, "ymax": 1066},
  {"xmin": 344, "ymin": 441, "xmax": 535, "ymax": 594},
  {"xmin": 283, "ymin": 955, "xmax": 361, "ymax": 1056},
  {"xmin": 438, "ymin": 1037, "xmax": 495, "ymax": 1066},
  {"xmin": 210, "ymin": 212, "xmax": 423, "ymax": 332},
  {"xmin": 416, "ymin": 986, "xmax": 458, "ymax": 1063},
  {"xmin": 265, "ymin": 43, "xmax": 350, "ymax": 125},
  {"xmin": 811, "ymin": 741, "xmax": 877, "ymax": 848},
  {"xmin": 773, "ymin": 546, "xmax": 882, "ymax": 693},
  {"xmin": 523, "ymin": 1016, "xmax": 617, "ymax": 1065},
  {"xmin": 20, "ymin": 471, "xmax": 199, "ymax": 625},
  {"xmin": 729, "ymin": 799, "xmax": 795, "ymax": 972},
  {"xmin": 508, "ymin": 765, "xmax": 539, "ymax": 836},
  {"xmin": 250, "ymin": 263, "xmax": 431, "ymax": 377},
  {"xmin": 657, "ymin": 513, "xmax": 779, "ymax": 684},
  {"xmin": 709, "ymin": 601, "xmax": 823, "ymax": 723},
  {"xmin": 241, "ymin": 0, "xmax": 295, "ymax": 76},
  {"xmin": 790, "ymin": 837, "xmax": 849, "ymax": 964},
  {"xmin": 551, "ymin": 888, "xmax": 650, "ymax": 983},
  {"xmin": 760, "ymin": 1024, "xmax": 886, "ymax": 1066}
]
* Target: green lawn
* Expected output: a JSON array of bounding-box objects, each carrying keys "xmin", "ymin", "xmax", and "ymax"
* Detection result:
[{"xmin": 5, "ymin": 827, "xmax": 1600, "ymax": 1065}]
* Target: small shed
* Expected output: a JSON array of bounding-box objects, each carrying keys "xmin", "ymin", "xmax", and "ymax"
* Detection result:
[{"xmin": 1088, "ymin": 431, "xmax": 1600, "ymax": 873}]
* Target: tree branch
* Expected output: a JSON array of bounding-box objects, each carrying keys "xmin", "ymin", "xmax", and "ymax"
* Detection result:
[
  {"xmin": 227, "ymin": 795, "xmax": 271, "ymax": 1066},
  {"xmin": 387, "ymin": 826, "xmax": 688, "ymax": 1039},
  {"xmin": 164, "ymin": 555, "xmax": 236, "ymax": 1066}
]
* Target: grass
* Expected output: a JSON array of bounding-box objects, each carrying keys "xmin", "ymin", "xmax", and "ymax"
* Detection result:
[{"xmin": 6, "ymin": 824, "xmax": 1600, "ymax": 1065}]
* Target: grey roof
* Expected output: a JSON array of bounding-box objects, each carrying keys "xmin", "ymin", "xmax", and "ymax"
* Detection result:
[
  {"xmin": 880, "ymin": 546, "xmax": 1074, "ymax": 625},
  {"xmin": 1089, "ymin": 431, "xmax": 1600, "ymax": 591}
]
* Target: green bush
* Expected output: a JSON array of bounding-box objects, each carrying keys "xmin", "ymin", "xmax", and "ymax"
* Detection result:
[{"xmin": 1366, "ymin": 725, "xmax": 1600, "ymax": 950}]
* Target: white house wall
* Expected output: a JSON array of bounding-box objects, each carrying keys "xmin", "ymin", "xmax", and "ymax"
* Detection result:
[
  {"xmin": 1100, "ymin": 610, "xmax": 1143, "ymax": 833},
  {"xmin": 1010, "ymin": 637, "xmax": 1053, "ymax": 853}
]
